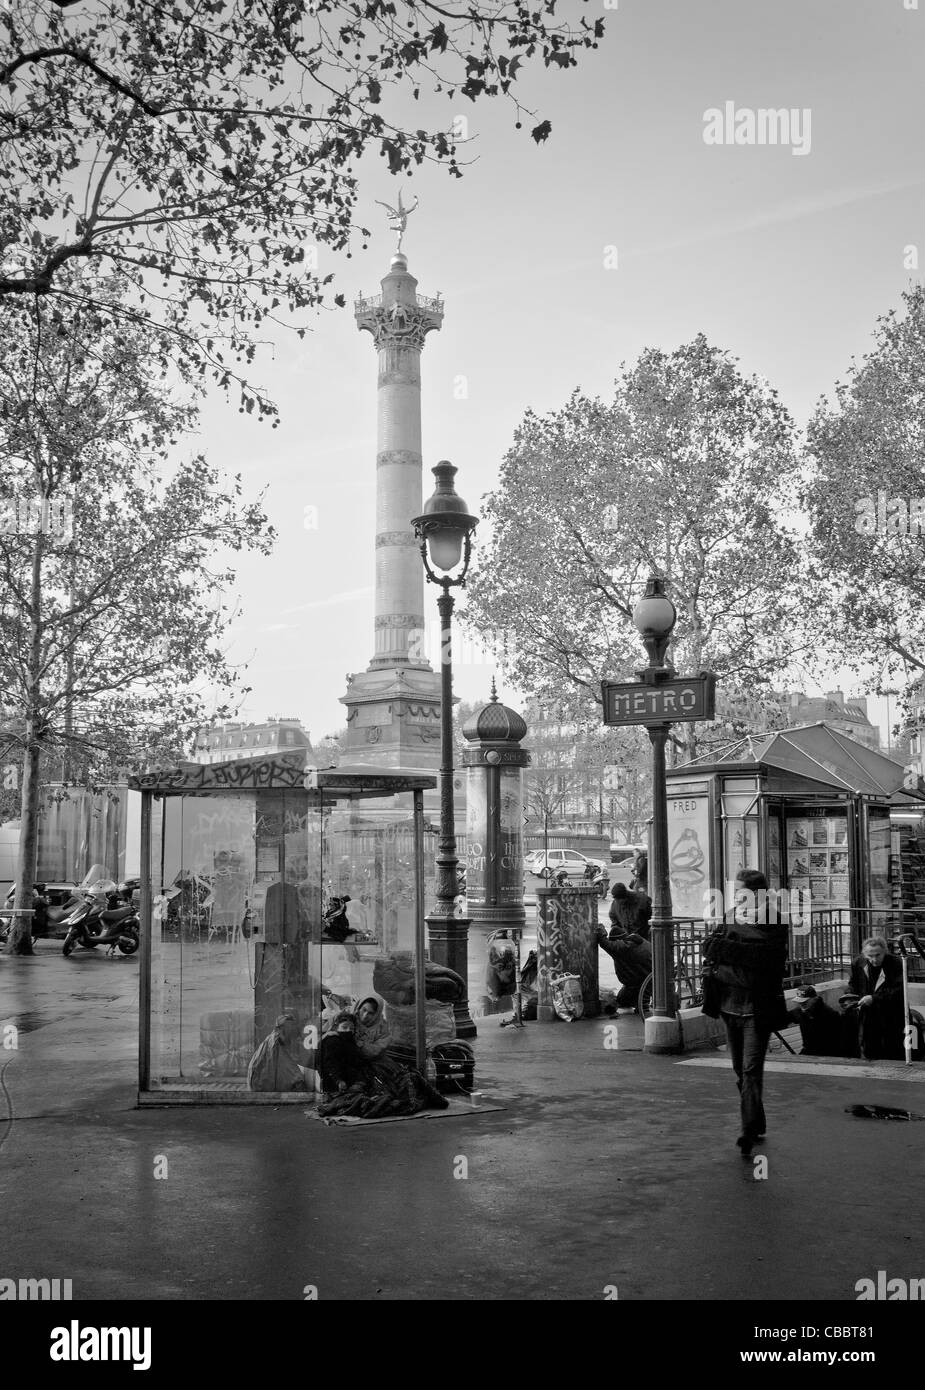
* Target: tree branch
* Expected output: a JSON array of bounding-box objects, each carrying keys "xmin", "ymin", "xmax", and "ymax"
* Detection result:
[{"xmin": 0, "ymin": 47, "xmax": 164, "ymax": 116}]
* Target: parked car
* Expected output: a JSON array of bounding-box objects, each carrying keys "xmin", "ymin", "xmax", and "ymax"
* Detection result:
[{"xmin": 525, "ymin": 848, "xmax": 608, "ymax": 884}]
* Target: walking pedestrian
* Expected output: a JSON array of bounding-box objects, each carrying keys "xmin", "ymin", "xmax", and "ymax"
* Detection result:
[{"xmin": 701, "ymin": 869, "xmax": 789, "ymax": 1157}]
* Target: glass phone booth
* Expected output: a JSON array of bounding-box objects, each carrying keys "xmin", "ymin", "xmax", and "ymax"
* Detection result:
[{"xmin": 130, "ymin": 758, "xmax": 436, "ymax": 1104}]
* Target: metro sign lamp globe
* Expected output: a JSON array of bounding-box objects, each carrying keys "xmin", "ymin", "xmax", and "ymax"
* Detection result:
[{"xmin": 632, "ymin": 574, "xmax": 677, "ymax": 669}]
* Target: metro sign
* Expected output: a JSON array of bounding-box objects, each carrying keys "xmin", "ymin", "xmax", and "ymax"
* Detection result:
[{"xmin": 601, "ymin": 673, "xmax": 717, "ymax": 727}]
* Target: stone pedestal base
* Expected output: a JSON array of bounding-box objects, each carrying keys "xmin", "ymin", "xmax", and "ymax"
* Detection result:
[
  {"xmin": 644, "ymin": 1015, "xmax": 684, "ymax": 1054},
  {"xmin": 427, "ymin": 912, "xmax": 476, "ymax": 1038},
  {"xmin": 340, "ymin": 665, "xmax": 443, "ymax": 772}
]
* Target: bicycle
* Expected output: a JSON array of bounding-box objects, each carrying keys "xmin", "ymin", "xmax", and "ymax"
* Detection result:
[{"xmin": 636, "ymin": 945, "xmax": 702, "ymax": 1019}]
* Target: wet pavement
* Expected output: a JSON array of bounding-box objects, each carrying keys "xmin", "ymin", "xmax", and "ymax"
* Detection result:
[{"xmin": 2, "ymin": 938, "xmax": 925, "ymax": 1306}]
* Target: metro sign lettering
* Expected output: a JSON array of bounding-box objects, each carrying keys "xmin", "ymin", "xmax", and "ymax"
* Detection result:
[{"xmin": 601, "ymin": 674, "xmax": 716, "ymax": 726}]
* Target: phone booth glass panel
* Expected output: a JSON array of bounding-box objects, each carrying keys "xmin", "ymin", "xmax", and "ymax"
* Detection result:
[{"xmin": 132, "ymin": 761, "xmax": 435, "ymax": 1104}]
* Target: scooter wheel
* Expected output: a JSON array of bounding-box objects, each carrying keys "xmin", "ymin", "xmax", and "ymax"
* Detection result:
[
  {"xmin": 62, "ymin": 938, "xmax": 74, "ymax": 957},
  {"xmin": 118, "ymin": 932, "xmax": 139, "ymax": 956}
]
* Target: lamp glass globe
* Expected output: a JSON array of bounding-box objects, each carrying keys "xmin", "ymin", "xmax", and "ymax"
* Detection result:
[
  {"xmin": 632, "ymin": 594, "xmax": 676, "ymax": 637},
  {"xmin": 427, "ymin": 529, "xmax": 463, "ymax": 573}
]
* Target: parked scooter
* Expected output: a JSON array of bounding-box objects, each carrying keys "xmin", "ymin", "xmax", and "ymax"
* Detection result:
[
  {"xmin": 1, "ymin": 878, "xmax": 83, "ymax": 946},
  {"xmin": 584, "ymin": 863, "xmax": 610, "ymax": 899},
  {"xmin": 61, "ymin": 879, "xmax": 140, "ymax": 957}
]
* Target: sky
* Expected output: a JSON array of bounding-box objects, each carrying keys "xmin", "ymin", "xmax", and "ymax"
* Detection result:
[{"xmin": 190, "ymin": 0, "xmax": 925, "ymax": 749}]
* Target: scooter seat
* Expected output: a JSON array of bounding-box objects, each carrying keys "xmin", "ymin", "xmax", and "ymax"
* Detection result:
[{"xmin": 100, "ymin": 906, "xmax": 135, "ymax": 924}]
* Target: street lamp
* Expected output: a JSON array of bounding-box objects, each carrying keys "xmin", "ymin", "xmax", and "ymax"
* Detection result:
[
  {"xmin": 412, "ymin": 461, "xmax": 478, "ymax": 1038},
  {"xmin": 632, "ymin": 574, "xmax": 677, "ymax": 1023}
]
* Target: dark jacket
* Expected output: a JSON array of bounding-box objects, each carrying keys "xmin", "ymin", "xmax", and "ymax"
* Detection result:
[
  {"xmin": 264, "ymin": 880, "xmax": 306, "ymax": 945},
  {"xmin": 702, "ymin": 913, "xmax": 788, "ymax": 1028},
  {"xmin": 609, "ymin": 888, "xmax": 652, "ymax": 940},
  {"xmin": 322, "ymin": 903, "xmax": 353, "ymax": 943},
  {"xmin": 318, "ymin": 1031, "xmax": 367, "ymax": 1092},
  {"xmin": 596, "ymin": 926, "xmax": 652, "ymax": 989},
  {"xmin": 848, "ymin": 952, "xmax": 902, "ymax": 1001}
]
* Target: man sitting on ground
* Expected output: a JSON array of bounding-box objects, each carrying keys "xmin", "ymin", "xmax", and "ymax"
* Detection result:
[{"xmin": 795, "ymin": 937, "xmax": 905, "ymax": 1060}]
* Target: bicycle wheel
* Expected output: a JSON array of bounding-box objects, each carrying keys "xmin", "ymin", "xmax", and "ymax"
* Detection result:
[{"xmin": 636, "ymin": 972, "xmax": 682, "ymax": 1018}]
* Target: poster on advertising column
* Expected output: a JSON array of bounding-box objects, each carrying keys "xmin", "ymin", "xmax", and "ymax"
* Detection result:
[
  {"xmin": 667, "ymin": 792, "xmax": 710, "ymax": 918},
  {"xmin": 465, "ymin": 770, "xmax": 487, "ymax": 905},
  {"xmin": 498, "ymin": 767, "xmax": 524, "ymax": 904}
]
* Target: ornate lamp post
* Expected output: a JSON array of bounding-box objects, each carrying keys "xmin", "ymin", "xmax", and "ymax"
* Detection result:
[
  {"xmin": 412, "ymin": 461, "xmax": 478, "ymax": 1038},
  {"xmin": 632, "ymin": 575, "xmax": 678, "ymax": 1027}
]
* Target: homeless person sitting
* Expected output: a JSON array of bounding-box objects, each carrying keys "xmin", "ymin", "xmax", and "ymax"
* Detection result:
[
  {"xmin": 794, "ymin": 937, "xmax": 906, "ymax": 1061},
  {"xmin": 318, "ymin": 1011, "xmax": 369, "ymax": 1095},
  {"xmin": 316, "ymin": 1008, "xmax": 449, "ymax": 1119},
  {"xmin": 595, "ymin": 919, "xmax": 652, "ymax": 1010}
]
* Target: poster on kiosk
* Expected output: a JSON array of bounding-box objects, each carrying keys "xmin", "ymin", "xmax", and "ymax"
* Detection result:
[{"xmin": 666, "ymin": 789, "xmax": 711, "ymax": 919}]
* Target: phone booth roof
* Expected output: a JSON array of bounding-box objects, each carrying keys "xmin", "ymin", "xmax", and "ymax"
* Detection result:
[{"xmin": 128, "ymin": 754, "xmax": 436, "ymax": 799}]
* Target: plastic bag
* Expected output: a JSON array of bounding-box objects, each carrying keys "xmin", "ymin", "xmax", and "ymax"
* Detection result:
[
  {"xmin": 385, "ymin": 1000, "xmax": 456, "ymax": 1048},
  {"xmin": 247, "ymin": 1028, "xmax": 307, "ymax": 1091},
  {"xmin": 551, "ymin": 972, "xmax": 584, "ymax": 1022}
]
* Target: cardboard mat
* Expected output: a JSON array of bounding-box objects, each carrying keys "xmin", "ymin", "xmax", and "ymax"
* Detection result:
[{"xmin": 307, "ymin": 1095, "xmax": 506, "ymax": 1126}]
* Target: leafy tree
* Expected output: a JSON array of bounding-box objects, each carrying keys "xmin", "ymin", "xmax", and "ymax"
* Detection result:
[
  {"xmin": 314, "ymin": 727, "xmax": 346, "ymax": 766},
  {"xmin": 0, "ymin": 0, "xmax": 603, "ymax": 419},
  {"xmin": 522, "ymin": 720, "xmax": 585, "ymax": 831},
  {"xmin": 572, "ymin": 721, "xmax": 650, "ymax": 840},
  {"xmin": 0, "ymin": 284, "xmax": 274, "ymax": 953},
  {"xmin": 464, "ymin": 335, "xmax": 807, "ymax": 759},
  {"xmin": 802, "ymin": 283, "xmax": 925, "ymax": 730}
]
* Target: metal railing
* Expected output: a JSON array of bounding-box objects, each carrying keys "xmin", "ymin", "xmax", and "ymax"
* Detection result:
[
  {"xmin": 668, "ymin": 909, "xmax": 925, "ymax": 1005},
  {"xmin": 354, "ymin": 291, "xmax": 444, "ymax": 315}
]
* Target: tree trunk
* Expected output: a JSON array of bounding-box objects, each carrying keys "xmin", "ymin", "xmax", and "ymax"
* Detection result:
[
  {"xmin": 6, "ymin": 530, "xmax": 44, "ymax": 956},
  {"xmin": 8, "ymin": 733, "xmax": 41, "ymax": 954}
]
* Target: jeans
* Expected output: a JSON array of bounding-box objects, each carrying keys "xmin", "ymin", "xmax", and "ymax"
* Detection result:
[{"xmin": 722, "ymin": 1013, "xmax": 772, "ymax": 1140}]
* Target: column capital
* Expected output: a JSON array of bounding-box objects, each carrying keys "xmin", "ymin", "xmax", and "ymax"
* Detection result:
[{"xmin": 356, "ymin": 298, "xmax": 443, "ymax": 349}]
